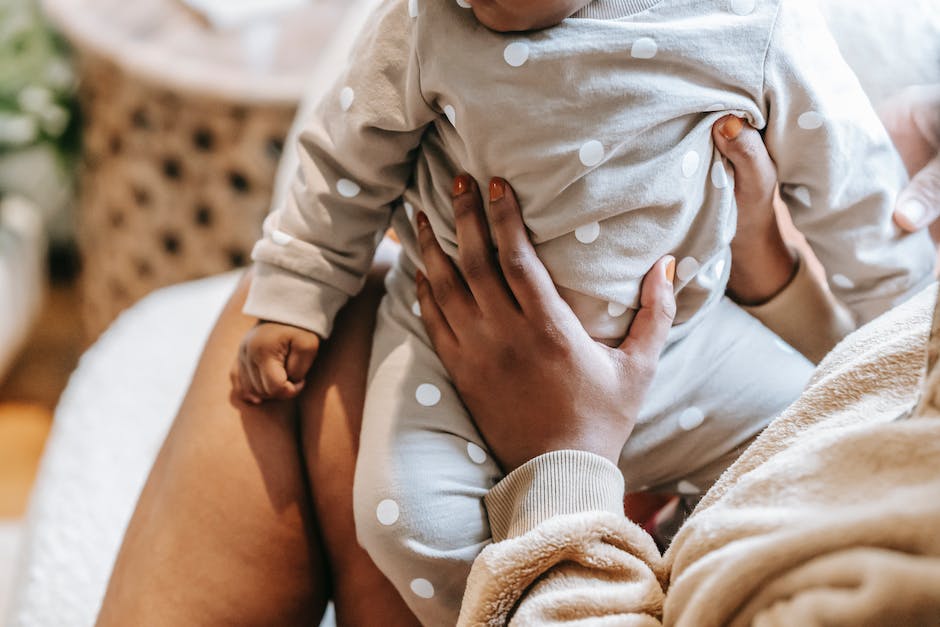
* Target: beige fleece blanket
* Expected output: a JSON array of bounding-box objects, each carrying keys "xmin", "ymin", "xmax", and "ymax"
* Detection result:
[
  {"xmin": 461, "ymin": 283, "xmax": 940, "ymax": 626},
  {"xmin": 664, "ymin": 284, "xmax": 940, "ymax": 625}
]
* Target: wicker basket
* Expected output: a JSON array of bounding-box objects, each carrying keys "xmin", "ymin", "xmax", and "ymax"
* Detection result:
[{"xmin": 41, "ymin": 0, "xmax": 350, "ymax": 340}]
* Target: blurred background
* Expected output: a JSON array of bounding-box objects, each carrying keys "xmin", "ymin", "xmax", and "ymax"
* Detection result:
[{"xmin": 0, "ymin": 0, "xmax": 348, "ymax": 619}]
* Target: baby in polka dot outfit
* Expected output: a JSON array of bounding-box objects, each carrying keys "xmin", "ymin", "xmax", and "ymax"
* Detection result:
[{"xmin": 239, "ymin": 0, "xmax": 935, "ymax": 622}]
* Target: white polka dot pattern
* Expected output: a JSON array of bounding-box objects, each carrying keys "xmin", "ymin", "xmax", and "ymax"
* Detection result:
[
  {"xmin": 339, "ymin": 86, "xmax": 354, "ymax": 111},
  {"xmin": 677, "ymin": 480, "xmax": 700, "ymax": 495},
  {"xmin": 412, "ymin": 301, "xmax": 421, "ymax": 316},
  {"xmin": 798, "ymin": 111, "xmax": 824, "ymax": 130},
  {"xmin": 831, "ymin": 274, "xmax": 855, "ymax": 290},
  {"xmin": 416, "ymin": 383, "xmax": 442, "ymax": 406},
  {"xmin": 337, "ymin": 179, "xmax": 361, "ymax": 198},
  {"xmin": 411, "ymin": 578, "xmax": 435, "ymax": 599},
  {"xmin": 443, "ymin": 104, "xmax": 457, "ymax": 126},
  {"xmin": 575, "ymin": 222, "xmax": 600, "ymax": 244},
  {"xmin": 271, "ymin": 230, "xmax": 293, "ymax": 246},
  {"xmin": 678, "ymin": 407, "xmax": 705, "ymax": 430},
  {"xmin": 677, "ymin": 256, "xmax": 700, "ymax": 282},
  {"xmin": 631, "ymin": 37, "xmax": 657, "ymax": 59},
  {"xmin": 682, "ymin": 150, "xmax": 700, "ymax": 178},
  {"xmin": 730, "ymin": 0, "xmax": 756, "ymax": 15},
  {"xmin": 579, "ymin": 140, "xmax": 604, "ymax": 167},
  {"xmin": 503, "ymin": 42, "xmax": 529, "ymax": 67},
  {"xmin": 467, "ymin": 442, "xmax": 487, "ymax": 464},
  {"xmin": 791, "ymin": 185, "xmax": 811, "ymax": 207},
  {"xmin": 711, "ymin": 162, "xmax": 729, "ymax": 189},
  {"xmin": 607, "ymin": 301, "xmax": 628, "ymax": 317},
  {"xmin": 376, "ymin": 499, "xmax": 400, "ymax": 525}
]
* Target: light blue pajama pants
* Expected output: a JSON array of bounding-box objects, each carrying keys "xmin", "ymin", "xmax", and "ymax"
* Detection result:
[{"xmin": 353, "ymin": 258, "xmax": 814, "ymax": 626}]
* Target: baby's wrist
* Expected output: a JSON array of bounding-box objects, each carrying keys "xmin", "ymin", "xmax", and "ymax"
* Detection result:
[{"xmin": 727, "ymin": 241, "xmax": 798, "ymax": 307}]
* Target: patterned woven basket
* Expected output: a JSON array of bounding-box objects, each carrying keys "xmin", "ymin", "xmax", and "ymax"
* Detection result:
[{"xmin": 41, "ymin": 0, "xmax": 349, "ymax": 340}]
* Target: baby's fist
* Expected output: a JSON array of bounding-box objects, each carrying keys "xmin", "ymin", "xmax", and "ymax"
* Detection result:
[{"xmin": 233, "ymin": 321, "xmax": 321, "ymax": 404}]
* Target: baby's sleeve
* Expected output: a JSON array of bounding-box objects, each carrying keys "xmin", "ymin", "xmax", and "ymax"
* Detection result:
[
  {"xmin": 243, "ymin": 0, "xmax": 436, "ymax": 338},
  {"xmin": 760, "ymin": 0, "xmax": 935, "ymax": 326}
]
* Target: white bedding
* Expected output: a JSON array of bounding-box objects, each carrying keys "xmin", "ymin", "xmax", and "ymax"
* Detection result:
[{"xmin": 6, "ymin": 1, "xmax": 940, "ymax": 624}]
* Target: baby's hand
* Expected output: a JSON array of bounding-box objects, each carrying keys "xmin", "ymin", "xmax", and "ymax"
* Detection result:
[{"xmin": 232, "ymin": 322, "xmax": 320, "ymax": 404}]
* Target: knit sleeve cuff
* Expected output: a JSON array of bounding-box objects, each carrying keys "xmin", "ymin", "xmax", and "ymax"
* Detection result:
[
  {"xmin": 242, "ymin": 261, "xmax": 350, "ymax": 339},
  {"xmin": 742, "ymin": 250, "xmax": 856, "ymax": 365},
  {"xmin": 484, "ymin": 450, "xmax": 625, "ymax": 542}
]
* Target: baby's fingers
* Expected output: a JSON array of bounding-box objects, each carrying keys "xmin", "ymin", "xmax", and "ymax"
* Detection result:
[
  {"xmin": 258, "ymin": 355, "xmax": 301, "ymax": 400},
  {"xmin": 235, "ymin": 352, "xmax": 263, "ymax": 405},
  {"xmin": 285, "ymin": 334, "xmax": 319, "ymax": 386}
]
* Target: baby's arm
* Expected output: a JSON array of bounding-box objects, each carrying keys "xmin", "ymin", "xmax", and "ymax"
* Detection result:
[
  {"xmin": 236, "ymin": 1, "xmax": 437, "ymax": 400},
  {"xmin": 761, "ymin": 0, "xmax": 935, "ymax": 326}
]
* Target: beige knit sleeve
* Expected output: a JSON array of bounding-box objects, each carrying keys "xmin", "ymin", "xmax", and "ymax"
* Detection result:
[
  {"xmin": 742, "ymin": 249, "xmax": 855, "ymax": 364},
  {"xmin": 243, "ymin": 0, "xmax": 436, "ymax": 337},
  {"xmin": 761, "ymin": 0, "xmax": 935, "ymax": 329},
  {"xmin": 459, "ymin": 451, "xmax": 665, "ymax": 626}
]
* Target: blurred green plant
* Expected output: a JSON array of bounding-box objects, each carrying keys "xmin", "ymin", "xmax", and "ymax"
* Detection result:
[{"xmin": 0, "ymin": 0, "xmax": 78, "ymax": 241}]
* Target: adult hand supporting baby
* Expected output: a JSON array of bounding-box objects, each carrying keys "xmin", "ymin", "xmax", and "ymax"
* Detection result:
[
  {"xmin": 415, "ymin": 175, "xmax": 676, "ymax": 473},
  {"xmin": 882, "ymin": 86, "xmax": 940, "ymax": 233}
]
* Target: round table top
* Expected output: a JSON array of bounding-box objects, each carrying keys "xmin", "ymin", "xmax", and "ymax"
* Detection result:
[{"xmin": 41, "ymin": 0, "xmax": 351, "ymax": 103}]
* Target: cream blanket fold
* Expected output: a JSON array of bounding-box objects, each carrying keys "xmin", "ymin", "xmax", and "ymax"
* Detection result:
[
  {"xmin": 460, "ymin": 283, "xmax": 940, "ymax": 626},
  {"xmin": 666, "ymin": 284, "xmax": 940, "ymax": 626}
]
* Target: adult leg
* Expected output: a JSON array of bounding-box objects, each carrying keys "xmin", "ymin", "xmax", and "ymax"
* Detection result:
[
  {"xmin": 100, "ymin": 257, "xmax": 420, "ymax": 626},
  {"xmin": 298, "ymin": 259, "xmax": 421, "ymax": 627},
  {"xmin": 98, "ymin": 271, "xmax": 327, "ymax": 626}
]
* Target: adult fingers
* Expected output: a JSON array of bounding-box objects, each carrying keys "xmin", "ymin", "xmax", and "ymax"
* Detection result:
[
  {"xmin": 416, "ymin": 270, "xmax": 459, "ymax": 363},
  {"xmin": 487, "ymin": 178, "xmax": 568, "ymax": 317},
  {"xmin": 894, "ymin": 154, "xmax": 940, "ymax": 232},
  {"xmin": 618, "ymin": 256, "xmax": 676, "ymax": 367},
  {"xmin": 416, "ymin": 211, "xmax": 478, "ymax": 329},
  {"xmin": 712, "ymin": 115, "xmax": 777, "ymax": 209},
  {"xmin": 452, "ymin": 174, "xmax": 512, "ymax": 314}
]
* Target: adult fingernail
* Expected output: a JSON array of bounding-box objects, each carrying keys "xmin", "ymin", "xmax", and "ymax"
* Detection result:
[
  {"xmin": 417, "ymin": 211, "xmax": 430, "ymax": 229},
  {"xmin": 489, "ymin": 178, "xmax": 505, "ymax": 202},
  {"xmin": 896, "ymin": 198, "xmax": 927, "ymax": 230},
  {"xmin": 665, "ymin": 257, "xmax": 676, "ymax": 284},
  {"xmin": 718, "ymin": 116, "xmax": 744, "ymax": 141},
  {"xmin": 453, "ymin": 174, "xmax": 469, "ymax": 197}
]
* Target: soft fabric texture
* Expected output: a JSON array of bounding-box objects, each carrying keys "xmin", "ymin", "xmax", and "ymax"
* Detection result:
[
  {"xmin": 7, "ymin": 0, "xmax": 940, "ymax": 624},
  {"xmin": 245, "ymin": 0, "xmax": 934, "ymax": 341},
  {"xmin": 459, "ymin": 282, "xmax": 940, "ymax": 625},
  {"xmin": 352, "ymin": 240, "xmax": 814, "ymax": 626}
]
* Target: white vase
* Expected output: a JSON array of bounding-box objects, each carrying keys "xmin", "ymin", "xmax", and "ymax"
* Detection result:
[{"xmin": 0, "ymin": 196, "xmax": 46, "ymax": 384}]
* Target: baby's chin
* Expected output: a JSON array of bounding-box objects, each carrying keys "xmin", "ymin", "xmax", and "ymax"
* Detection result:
[{"xmin": 472, "ymin": 6, "xmax": 568, "ymax": 33}]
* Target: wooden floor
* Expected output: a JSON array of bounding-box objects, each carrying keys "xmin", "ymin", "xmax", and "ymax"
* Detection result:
[{"xmin": 0, "ymin": 281, "xmax": 82, "ymax": 518}]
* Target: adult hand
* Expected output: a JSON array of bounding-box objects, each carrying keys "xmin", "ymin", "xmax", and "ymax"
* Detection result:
[
  {"xmin": 880, "ymin": 85, "xmax": 940, "ymax": 232},
  {"xmin": 712, "ymin": 115, "xmax": 797, "ymax": 306},
  {"xmin": 415, "ymin": 175, "xmax": 676, "ymax": 473}
]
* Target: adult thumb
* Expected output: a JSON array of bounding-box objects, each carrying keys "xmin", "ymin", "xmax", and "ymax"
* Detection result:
[
  {"xmin": 895, "ymin": 154, "xmax": 940, "ymax": 232},
  {"xmin": 618, "ymin": 256, "xmax": 676, "ymax": 362}
]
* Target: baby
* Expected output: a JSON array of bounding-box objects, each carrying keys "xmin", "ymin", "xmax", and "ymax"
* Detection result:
[{"xmin": 236, "ymin": 0, "xmax": 934, "ymax": 623}]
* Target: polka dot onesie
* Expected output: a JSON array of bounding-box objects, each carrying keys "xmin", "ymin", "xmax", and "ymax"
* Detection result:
[{"xmin": 243, "ymin": 0, "xmax": 935, "ymax": 622}]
